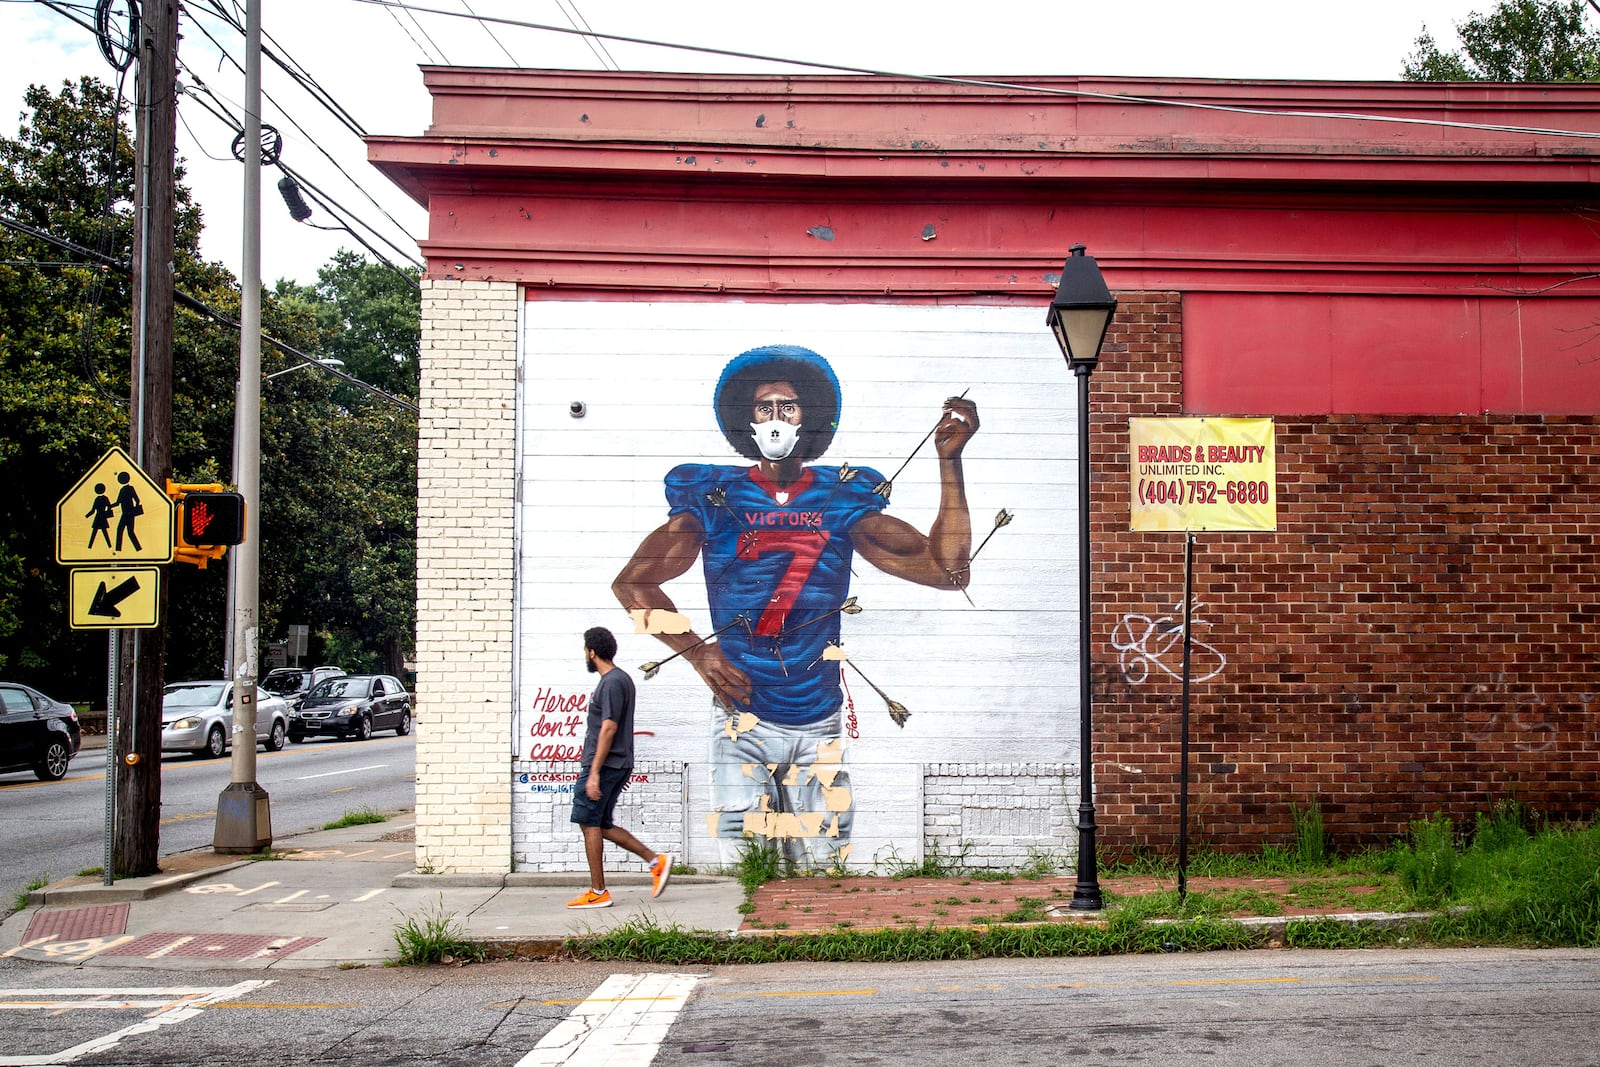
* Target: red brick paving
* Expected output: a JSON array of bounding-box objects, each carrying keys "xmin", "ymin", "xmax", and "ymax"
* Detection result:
[
  {"xmin": 97, "ymin": 933, "xmax": 324, "ymax": 960},
  {"xmin": 742, "ymin": 875, "xmax": 1392, "ymax": 933},
  {"xmin": 24, "ymin": 904, "xmax": 129, "ymax": 943}
]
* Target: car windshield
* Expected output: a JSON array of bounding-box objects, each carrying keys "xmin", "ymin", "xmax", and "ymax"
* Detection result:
[
  {"xmin": 308, "ymin": 678, "xmax": 360, "ymax": 699},
  {"xmin": 261, "ymin": 672, "xmax": 304, "ymax": 695},
  {"xmin": 164, "ymin": 683, "xmax": 225, "ymax": 708}
]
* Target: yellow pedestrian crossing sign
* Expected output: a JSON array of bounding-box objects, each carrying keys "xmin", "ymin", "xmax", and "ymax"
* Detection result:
[
  {"xmin": 68, "ymin": 566, "xmax": 162, "ymax": 629},
  {"xmin": 56, "ymin": 447, "xmax": 174, "ymax": 565}
]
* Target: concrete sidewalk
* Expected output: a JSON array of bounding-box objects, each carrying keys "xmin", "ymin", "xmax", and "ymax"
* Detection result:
[{"xmin": 0, "ymin": 817, "xmax": 744, "ymax": 970}]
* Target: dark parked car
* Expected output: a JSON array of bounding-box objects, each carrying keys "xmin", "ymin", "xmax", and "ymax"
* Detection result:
[
  {"xmin": 260, "ymin": 665, "xmax": 347, "ymax": 713},
  {"xmin": 0, "ymin": 682, "xmax": 82, "ymax": 781},
  {"xmin": 289, "ymin": 674, "xmax": 412, "ymax": 742}
]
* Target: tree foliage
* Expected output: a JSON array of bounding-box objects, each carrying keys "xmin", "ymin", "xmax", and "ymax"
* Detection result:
[
  {"xmin": 0, "ymin": 78, "xmax": 417, "ymax": 696},
  {"xmin": 1404, "ymin": 0, "xmax": 1600, "ymax": 81}
]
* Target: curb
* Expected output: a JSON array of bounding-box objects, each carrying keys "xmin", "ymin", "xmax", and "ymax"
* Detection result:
[
  {"xmin": 26, "ymin": 860, "xmax": 255, "ymax": 906},
  {"xmin": 392, "ymin": 872, "xmax": 732, "ymax": 889}
]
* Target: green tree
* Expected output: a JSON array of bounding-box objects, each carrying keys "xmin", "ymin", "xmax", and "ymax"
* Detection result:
[
  {"xmin": 263, "ymin": 256, "xmax": 418, "ymax": 677},
  {"xmin": 0, "ymin": 78, "xmax": 412, "ymax": 695},
  {"xmin": 1404, "ymin": 0, "xmax": 1600, "ymax": 81}
]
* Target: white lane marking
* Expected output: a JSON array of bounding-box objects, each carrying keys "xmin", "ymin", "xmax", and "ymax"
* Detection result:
[
  {"xmin": 0, "ymin": 981, "xmax": 270, "ymax": 1065},
  {"xmin": 294, "ymin": 764, "xmax": 387, "ymax": 780},
  {"xmin": 516, "ymin": 973, "xmax": 700, "ymax": 1067}
]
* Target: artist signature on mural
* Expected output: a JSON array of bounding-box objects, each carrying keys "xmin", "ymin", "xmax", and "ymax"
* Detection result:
[{"xmin": 1109, "ymin": 598, "xmax": 1227, "ymax": 685}]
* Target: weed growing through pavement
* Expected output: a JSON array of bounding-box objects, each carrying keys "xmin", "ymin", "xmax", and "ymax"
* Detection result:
[
  {"xmin": 11, "ymin": 872, "xmax": 49, "ymax": 913},
  {"xmin": 324, "ymin": 807, "xmax": 388, "ymax": 830},
  {"xmin": 390, "ymin": 898, "xmax": 487, "ymax": 966}
]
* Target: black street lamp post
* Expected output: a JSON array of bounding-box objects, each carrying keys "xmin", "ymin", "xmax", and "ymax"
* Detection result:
[{"xmin": 1046, "ymin": 244, "xmax": 1118, "ymax": 911}]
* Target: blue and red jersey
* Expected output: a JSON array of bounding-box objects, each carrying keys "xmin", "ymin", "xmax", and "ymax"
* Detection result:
[{"xmin": 665, "ymin": 463, "xmax": 888, "ymax": 726}]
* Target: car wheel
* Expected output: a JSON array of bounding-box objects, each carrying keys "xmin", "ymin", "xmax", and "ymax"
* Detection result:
[
  {"xmin": 204, "ymin": 724, "xmax": 226, "ymax": 759},
  {"xmin": 34, "ymin": 740, "xmax": 71, "ymax": 781},
  {"xmin": 265, "ymin": 719, "xmax": 287, "ymax": 752},
  {"xmin": 289, "ymin": 731, "xmax": 305, "ymax": 744},
  {"xmin": 395, "ymin": 710, "xmax": 412, "ymax": 737},
  {"xmin": 355, "ymin": 715, "xmax": 373, "ymax": 741}
]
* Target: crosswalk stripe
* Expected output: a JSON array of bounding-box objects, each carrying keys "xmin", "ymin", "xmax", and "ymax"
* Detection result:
[{"xmin": 516, "ymin": 973, "xmax": 700, "ymax": 1067}]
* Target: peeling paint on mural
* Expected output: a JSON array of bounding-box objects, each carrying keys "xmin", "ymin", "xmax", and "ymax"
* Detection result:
[{"xmin": 613, "ymin": 345, "xmax": 981, "ymax": 866}]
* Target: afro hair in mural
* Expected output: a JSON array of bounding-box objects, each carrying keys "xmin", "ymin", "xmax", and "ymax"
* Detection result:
[{"xmin": 714, "ymin": 345, "xmax": 843, "ymax": 462}]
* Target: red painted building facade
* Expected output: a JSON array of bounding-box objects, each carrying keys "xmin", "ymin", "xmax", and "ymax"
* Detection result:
[{"xmin": 373, "ymin": 70, "xmax": 1598, "ymax": 867}]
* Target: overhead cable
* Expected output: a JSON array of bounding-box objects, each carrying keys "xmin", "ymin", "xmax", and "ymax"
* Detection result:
[
  {"xmin": 0, "ymin": 211, "xmax": 422, "ymax": 413},
  {"xmin": 346, "ymin": 0, "xmax": 1600, "ymax": 142}
]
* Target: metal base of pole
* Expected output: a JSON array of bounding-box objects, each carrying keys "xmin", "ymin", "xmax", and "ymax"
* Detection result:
[
  {"xmin": 1069, "ymin": 802, "xmax": 1103, "ymax": 910},
  {"xmin": 213, "ymin": 781, "xmax": 272, "ymax": 854}
]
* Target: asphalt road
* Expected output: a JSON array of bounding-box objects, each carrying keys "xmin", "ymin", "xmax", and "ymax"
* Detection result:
[
  {"xmin": 0, "ymin": 731, "xmax": 416, "ymax": 910},
  {"xmin": 0, "ymin": 947, "xmax": 1597, "ymax": 1066}
]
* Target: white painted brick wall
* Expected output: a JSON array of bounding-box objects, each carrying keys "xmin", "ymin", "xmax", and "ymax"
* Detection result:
[
  {"xmin": 512, "ymin": 761, "xmax": 687, "ymax": 872},
  {"xmin": 414, "ymin": 278, "xmax": 519, "ymax": 874},
  {"xmin": 923, "ymin": 764, "xmax": 1080, "ymax": 870}
]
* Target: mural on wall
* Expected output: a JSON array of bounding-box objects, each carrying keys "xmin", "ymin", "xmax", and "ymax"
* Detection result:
[
  {"xmin": 612, "ymin": 345, "xmax": 981, "ymax": 866},
  {"xmin": 513, "ymin": 301, "xmax": 1083, "ymax": 872}
]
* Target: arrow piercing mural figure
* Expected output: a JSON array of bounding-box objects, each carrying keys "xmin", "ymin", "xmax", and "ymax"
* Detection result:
[{"xmin": 613, "ymin": 345, "xmax": 980, "ymax": 866}]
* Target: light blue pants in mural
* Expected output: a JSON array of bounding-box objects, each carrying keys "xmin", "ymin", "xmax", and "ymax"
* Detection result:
[{"xmin": 708, "ymin": 707, "xmax": 853, "ymax": 869}]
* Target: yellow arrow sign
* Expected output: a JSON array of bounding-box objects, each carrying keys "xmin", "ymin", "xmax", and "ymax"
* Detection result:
[
  {"xmin": 69, "ymin": 566, "xmax": 162, "ymax": 629},
  {"xmin": 56, "ymin": 447, "xmax": 174, "ymax": 564}
]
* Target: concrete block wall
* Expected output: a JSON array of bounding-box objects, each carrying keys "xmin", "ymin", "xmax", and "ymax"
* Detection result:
[
  {"xmin": 512, "ymin": 760, "xmax": 686, "ymax": 871},
  {"xmin": 922, "ymin": 764, "xmax": 1078, "ymax": 870},
  {"xmin": 414, "ymin": 278, "xmax": 520, "ymax": 873}
]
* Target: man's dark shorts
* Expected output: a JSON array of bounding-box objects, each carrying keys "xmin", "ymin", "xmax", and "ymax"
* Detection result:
[{"xmin": 570, "ymin": 764, "xmax": 632, "ymax": 829}]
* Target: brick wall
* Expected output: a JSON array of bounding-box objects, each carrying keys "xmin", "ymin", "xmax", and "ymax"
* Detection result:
[
  {"xmin": 923, "ymin": 765, "xmax": 1078, "ymax": 870},
  {"xmin": 512, "ymin": 760, "xmax": 686, "ymax": 871},
  {"xmin": 1093, "ymin": 293, "xmax": 1600, "ymax": 854},
  {"xmin": 414, "ymin": 278, "xmax": 519, "ymax": 873}
]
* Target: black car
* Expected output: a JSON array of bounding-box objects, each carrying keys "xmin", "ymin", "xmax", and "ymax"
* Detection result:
[
  {"xmin": 289, "ymin": 674, "xmax": 412, "ymax": 742},
  {"xmin": 0, "ymin": 682, "xmax": 82, "ymax": 781}
]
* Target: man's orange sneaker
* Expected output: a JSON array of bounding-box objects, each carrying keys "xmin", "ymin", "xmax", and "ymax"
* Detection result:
[
  {"xmin": 566, "ymin": 888, "xmax": 612, "ymax": 909},
  {"xmin": 650, "ymin": 854, "xmax": 672, "ymax": 898}
]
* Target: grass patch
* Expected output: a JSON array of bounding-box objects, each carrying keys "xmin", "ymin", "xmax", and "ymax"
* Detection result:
[
  {"xmin": 323, "ymin": 807, "xmax": 387, "ymax": 830},
  {"xmin": 12, "ymin": 872, "xmax": 49, "ymax": 913},
  {"xmin": 391, "ymin": 899, "xmax": 488, "ymax": 966},
  {"xmin": 576, "ymin": 912, "xmax": 1264, "ymax": 965}
]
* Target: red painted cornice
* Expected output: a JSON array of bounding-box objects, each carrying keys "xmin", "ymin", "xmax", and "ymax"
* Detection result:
[{"xmin": 367, "ymin": 70, "xmax": 1600, "ymax": 295}]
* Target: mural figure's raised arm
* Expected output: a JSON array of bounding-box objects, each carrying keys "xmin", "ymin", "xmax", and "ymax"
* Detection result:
[{"xmin": 854, "ymin": 396, "xmax": 979, "ymax": 589}]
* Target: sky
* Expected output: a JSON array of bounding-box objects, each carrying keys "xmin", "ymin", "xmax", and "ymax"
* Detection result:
[{"xmin": 1, "ymin": 0, "xmax": 1484, "ymax": 286}]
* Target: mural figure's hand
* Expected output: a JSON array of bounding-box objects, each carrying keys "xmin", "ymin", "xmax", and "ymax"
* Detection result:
[
  {"xmin": 685, "ymin": 642, "xmax": 753, "ymax": 710},
  {"xmin": 934, "ymin": 397, "xmax": 980, "ymax": 459}
]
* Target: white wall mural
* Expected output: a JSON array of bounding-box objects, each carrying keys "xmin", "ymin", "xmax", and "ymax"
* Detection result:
[{"xmin": 513, "ymin": 301, "xmax": 1082, "ymax": 871}]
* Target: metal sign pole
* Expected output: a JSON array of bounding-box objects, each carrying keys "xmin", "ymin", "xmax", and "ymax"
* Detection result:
[
  {"xmin": 1177, "ymin": 533, "xmax": 1195, "ymax": 903},
  {"xmin": 103, "ymin": 629, "xmax": 119, "ymax": 886}
]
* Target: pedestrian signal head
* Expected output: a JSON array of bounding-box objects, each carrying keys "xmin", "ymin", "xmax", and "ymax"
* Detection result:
[{"xmin": 179, "ymin": 491, "xmax": 246, "ymax": 547}]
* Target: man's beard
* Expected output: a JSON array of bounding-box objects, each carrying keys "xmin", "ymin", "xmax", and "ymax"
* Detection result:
[{"xmin": 586, "ymin": 657, "xmax": 598, "ymax": 673}]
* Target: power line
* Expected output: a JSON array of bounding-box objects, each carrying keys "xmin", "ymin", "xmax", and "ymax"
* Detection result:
[
  {"xmin": 552, "ymin": 0, "xmax": 615, "ymax": 71},
  {"xmin": 173, "ymin": 59, "xmax": 423, "ymax": 276},
  {"xmin": 458, "ymin": 0, "xmax": 519, "ymax": 66},
  {"xmin": 0, "ymin": 211, "xmax": 422, "ymax": 413},
  {"xmin": 345, "ymin": 0, "xmax": 1600, "ymax": 143}
]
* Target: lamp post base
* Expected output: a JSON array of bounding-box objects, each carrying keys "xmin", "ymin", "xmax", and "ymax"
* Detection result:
[
  {"xmin": 213, "ymin": 781, "xmax": 273, "ymax": 854},
  {"xmin": 1069, "ymin": 802, "xmax": 1103, "ymax": 911}
]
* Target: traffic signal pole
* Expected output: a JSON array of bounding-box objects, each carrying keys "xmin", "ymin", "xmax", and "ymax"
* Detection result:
[{"xmin": 214, "ymin": 0, "xmax": 271, "ymax": 853}]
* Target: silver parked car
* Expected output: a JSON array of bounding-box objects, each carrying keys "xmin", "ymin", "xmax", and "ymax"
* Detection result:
[{"xmin": 161, "ymin": 681, "xmax": 290, "ymax": 758}]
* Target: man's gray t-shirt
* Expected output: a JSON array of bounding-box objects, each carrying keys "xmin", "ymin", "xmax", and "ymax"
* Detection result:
[{"xmin": 582, "ymin": 668, "xmax": 635, "ymax": 769}]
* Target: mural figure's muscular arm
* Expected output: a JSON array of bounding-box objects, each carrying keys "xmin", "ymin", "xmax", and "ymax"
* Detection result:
[
  {"xmin": 612, "ymin": 515, "xmax": 754, "ymax": 710},
  {"xmin": 854, "ymin": 397, "xmax": 980, "ymax": 589}
]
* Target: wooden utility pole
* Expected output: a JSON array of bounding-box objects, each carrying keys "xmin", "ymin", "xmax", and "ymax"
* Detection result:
[{"xmin": 118, "ymin": 0, "xmax": 178, "ymax": 876}]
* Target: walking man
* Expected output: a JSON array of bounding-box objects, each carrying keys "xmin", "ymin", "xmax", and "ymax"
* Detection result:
[{"xmin": 568, "ymin": 625, "xmax": 672, "ymax": 909}]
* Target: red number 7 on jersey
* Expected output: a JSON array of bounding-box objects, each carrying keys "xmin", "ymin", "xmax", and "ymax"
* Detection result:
[{"xmin": 737, "ymin": 529, "xmax": 831, "ymax": 636}]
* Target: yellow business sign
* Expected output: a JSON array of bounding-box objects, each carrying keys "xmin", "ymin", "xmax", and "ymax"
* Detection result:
[
  {"xmin": 56, "ymin": 447, "xmax": 174, "ymax": 564},
  {"xmin": 1129, "ymin": 417, "xmax": 1277, "ymax": 532},
  {"xmin": 68, "ymin": 566, "xmax": 163, "ymax": 629}
]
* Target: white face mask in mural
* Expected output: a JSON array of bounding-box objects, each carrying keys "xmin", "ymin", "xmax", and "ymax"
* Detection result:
[{"xmin": 751, "ymin": 419, "xmax": 801, "ymax": 461}]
